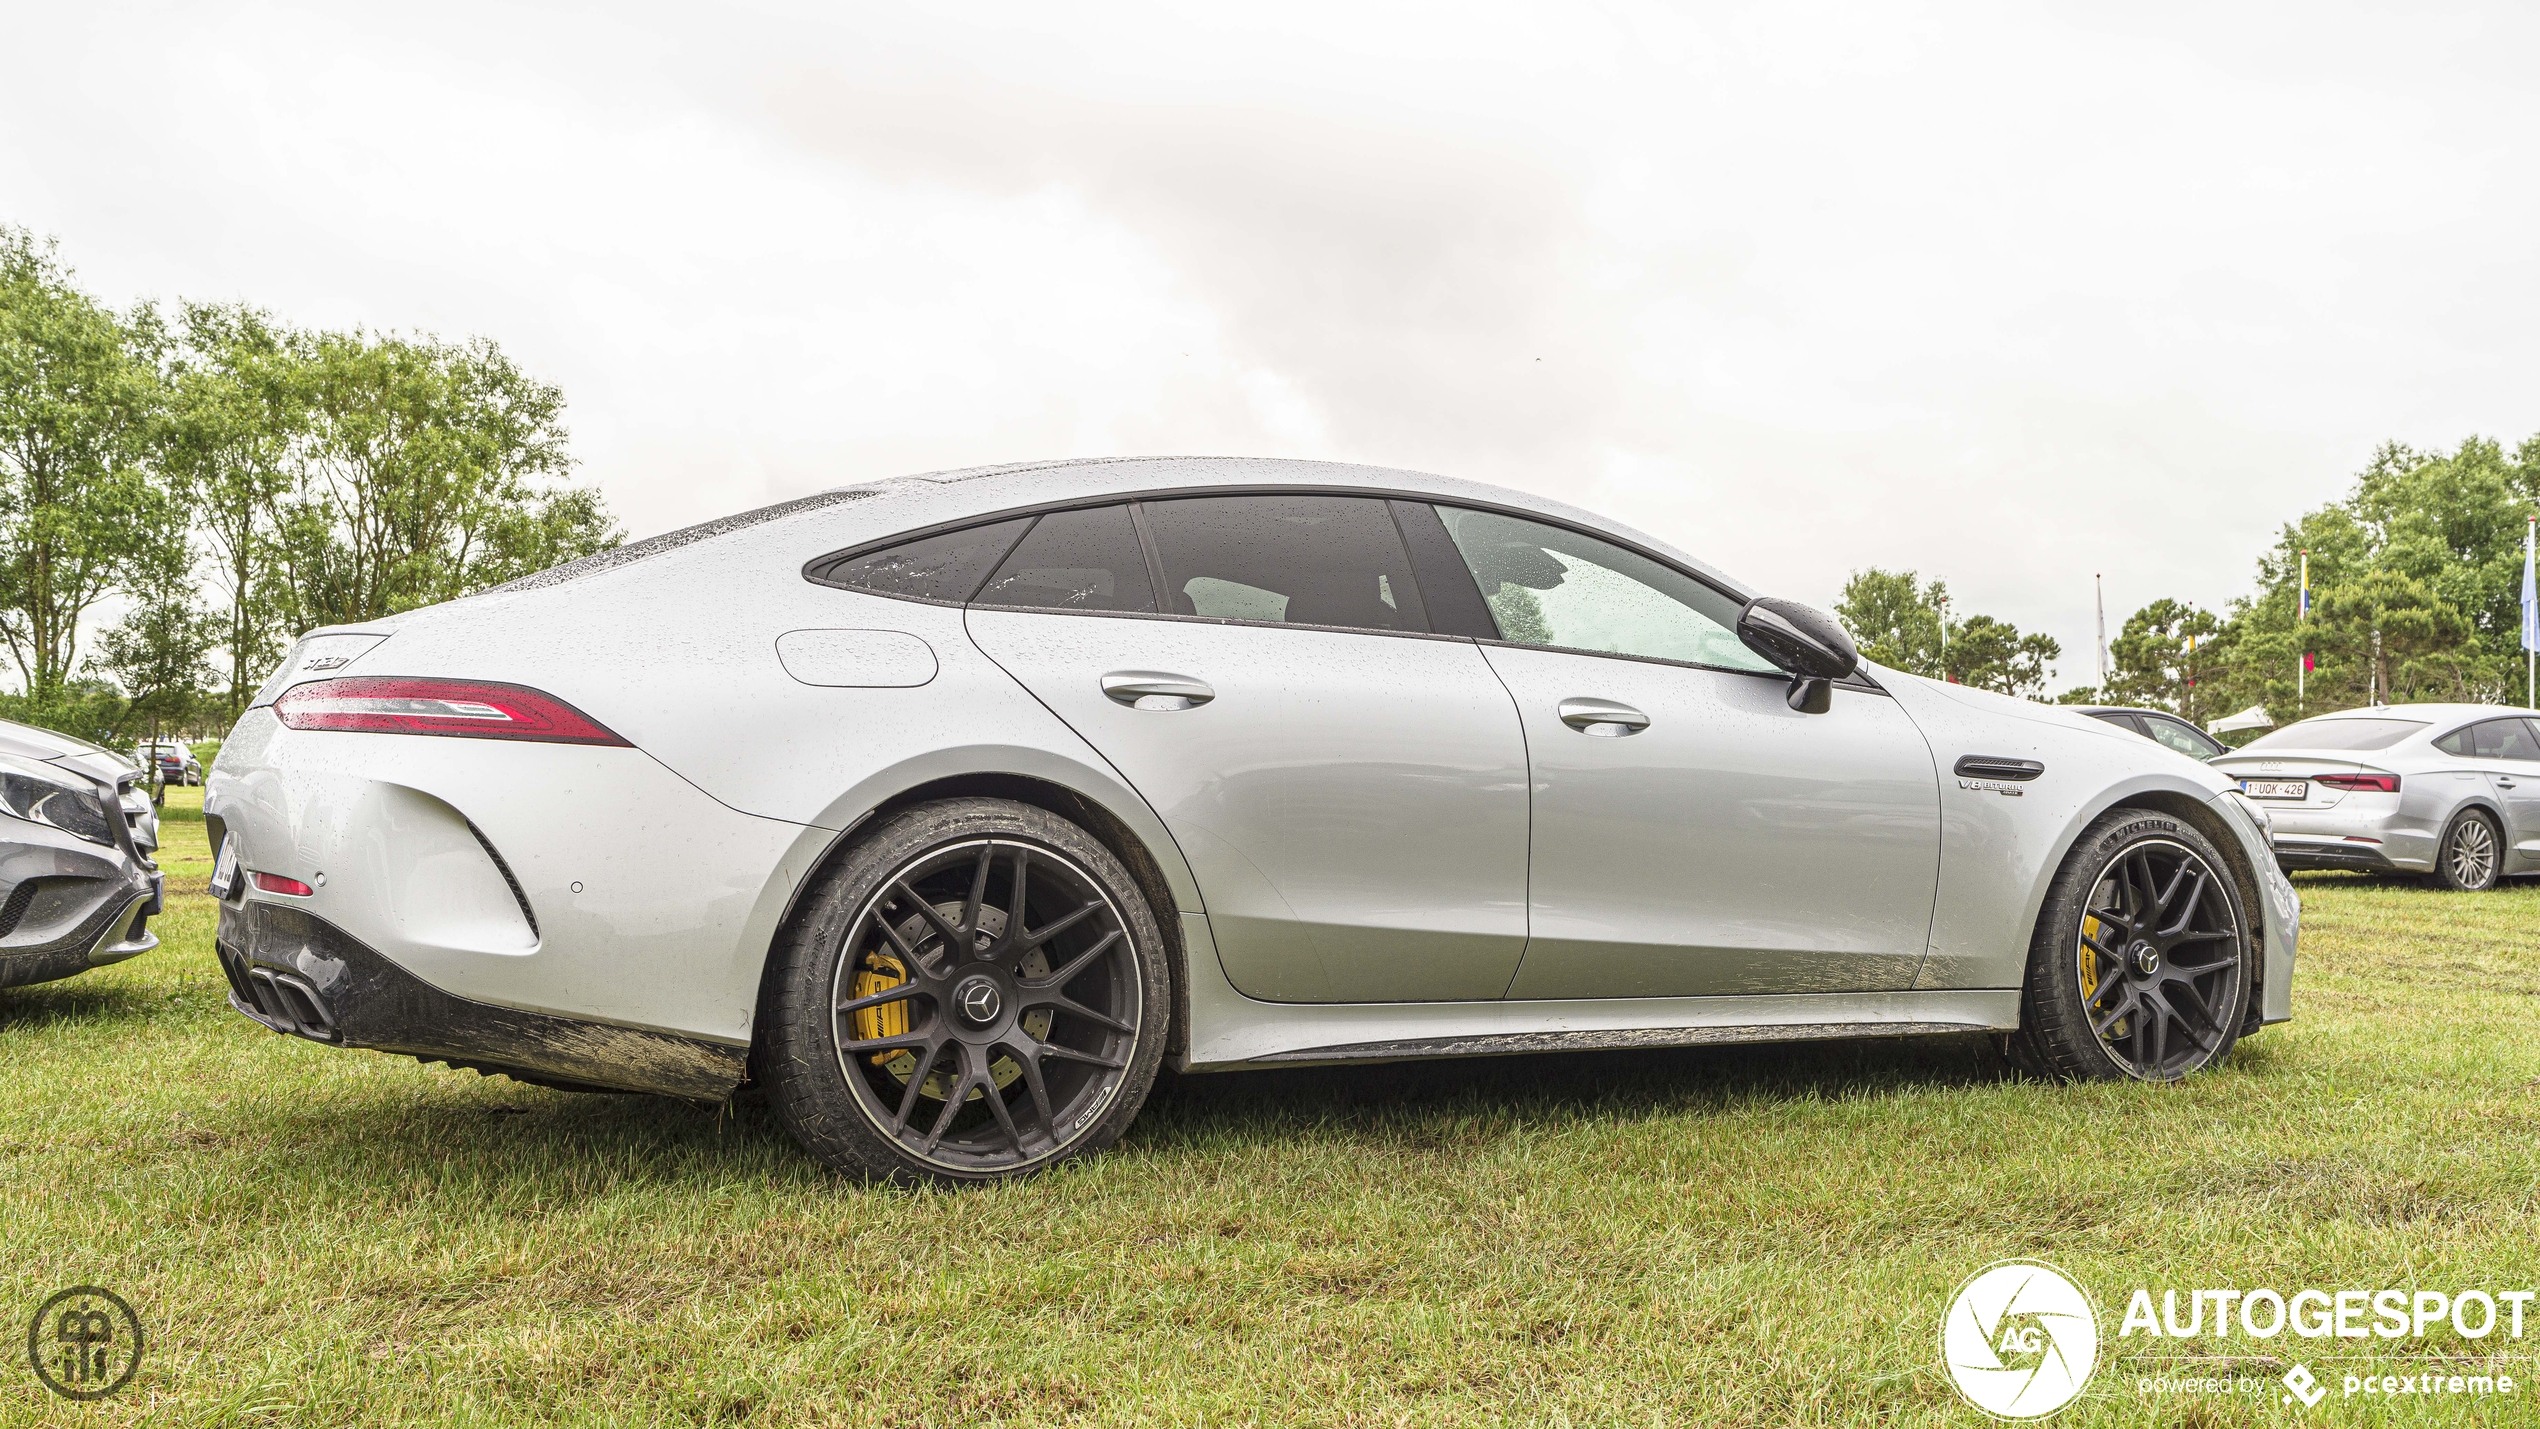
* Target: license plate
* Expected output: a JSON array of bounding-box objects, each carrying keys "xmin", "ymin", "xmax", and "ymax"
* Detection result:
[
  {"xmin": 208, "ymin": 834, "xmax": 240, "ymax": 900},
  {"xmin": 2240, "ymin": 779, "xmax": 2308, "ymax": 800}
]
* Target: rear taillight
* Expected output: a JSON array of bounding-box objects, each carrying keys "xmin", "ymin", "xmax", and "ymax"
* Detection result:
[
  {"xmin": 273, "ymin": 677, "xmax": 631, "ymax": 746},
  {"xmin": 252, "ymin": 872, "xmax": 314, "ymax": 896},
  {"xmin": 2316, "ymin": 773, "xmax": 2400, "ymax": 793}
]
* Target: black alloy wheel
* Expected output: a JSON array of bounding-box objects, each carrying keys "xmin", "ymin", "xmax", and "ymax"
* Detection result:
[
  {"xmin": 2013, "ymin": 811, "xmax": 2253, "ymax": 1083},
  {"xmin": 759, "ymin": 798, "xmax": 1168, "ymax": 1183},
  {"xmin": 2434, "ymin": 809, "xmax": 2502, "ymax": 892}
]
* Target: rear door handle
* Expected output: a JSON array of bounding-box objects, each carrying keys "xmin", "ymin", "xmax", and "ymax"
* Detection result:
[
  {"xmin": 2500, "ymin": 777, "xmax": 2519, "ymax": 788},
  {"xmin": 1102, "ymin": 670, "xmax": 1215, "ymax": 711},
  {"xmin": 1558, "ymin": 697, "xmax": 1650, "ymax": 736}
]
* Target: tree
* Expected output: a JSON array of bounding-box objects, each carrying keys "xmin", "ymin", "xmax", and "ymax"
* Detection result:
[
  {"xmin": 1835, "ymin": 567, "xmax": 2060, "ymax": 698},
  {"xmin": 162, "ymin": 302, "xmax": 303, "ymax": 720},
  {"xmin": 2105, "ymin": 598, "xmax": 2224, "ymax": 719},
  {"xmin": 268, "ymin": 331, "xmax": 618, "ymax": 630},
  {"xmin": 1835, "ymin": 568, "xmax": 1945, "ymax": 676},
  {"xmin": 2207, "ymin": 435, "xmax": 2539, "ymax": 722},
  {"xmin": 0, "ymin": 228, "xmax": 173, "ymax": 706},
  {"xmin": 1944, "ymin": 615, "xmax": 2061, "ymax": 700}
]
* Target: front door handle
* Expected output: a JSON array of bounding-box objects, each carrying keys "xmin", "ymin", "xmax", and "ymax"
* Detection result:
[
  {"xmin": 2500, "ymin": 777, "xmax": 2519, "ymax": 788},
  {"xmin": 1558, "ymin": 697, "xmax": 1650, "ymax": 736},
  {"xmin": 1102, "ymin": 670, "xmax": 1215, "ymax": 711}
]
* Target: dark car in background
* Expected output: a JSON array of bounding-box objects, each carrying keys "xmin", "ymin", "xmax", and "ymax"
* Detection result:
[
  {"xmin": 0, "ymin": 719, "xmax": 161, "ymax": 990},
  {"xmin": 2078, "ymin": 705, "xmax": 2227, "ymax": 761},
  {"xmin": 136, "ymin": 741, "xmax": 204, "ymax": 786}
]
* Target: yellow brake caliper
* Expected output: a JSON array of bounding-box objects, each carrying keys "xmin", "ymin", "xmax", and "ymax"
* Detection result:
[
  {"xmin": 852, "ymin": 952, "xmax": 911, "ymax": 1067},
  {"xmin": 2080, "ymin": 912, "xmax": 2126, "ymax": 1039}
]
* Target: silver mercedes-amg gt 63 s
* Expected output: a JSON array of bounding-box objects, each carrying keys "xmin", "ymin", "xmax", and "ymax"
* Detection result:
[
  {"xmin": 206, "ymin": 457, "xmax": 2298, "ymax": 1183},
  {"xmin": 2211, "ymin": 704, "xmax": 2540, "ymax": 890},
  {"xmin": 0, "ymin": 718, "xmax": 162, "ymax": 990}
]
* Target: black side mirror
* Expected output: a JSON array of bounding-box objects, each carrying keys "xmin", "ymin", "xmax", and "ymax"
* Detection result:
[{"xmin": 1736, "ymin": 597, "xmax": 1859, "ymax": 714}]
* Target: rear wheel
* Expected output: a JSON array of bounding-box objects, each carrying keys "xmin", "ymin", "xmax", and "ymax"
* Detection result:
[
  {"xmin": 2432, "ymin": 808, "xmax": 2502, "ymax": 891},
  {"xmin": 758, "ymin": 798, "xmax": 1170, "ymax": 1184},
  {"xmin": 2012, "ymin": 810, "xmax": 2253, "ymax": 1082}
]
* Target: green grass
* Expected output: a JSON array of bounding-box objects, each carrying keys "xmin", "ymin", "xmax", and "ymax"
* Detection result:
[{"xmin": 6, "ymin": 792, "xmax": 2540, "ymax": 1425}]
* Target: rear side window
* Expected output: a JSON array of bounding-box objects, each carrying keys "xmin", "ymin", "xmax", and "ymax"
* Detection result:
[
  {"xmin": 820, "ymin": 518, "xmax": 1031, "ymax": 603},
  {"xmin": 2470, "ymin": 718, "xmax": 2540, "ymax": 762},
  {"xmin": 974, "ymin": 505, "xmax": 1157, "ymax": 614},
  {"xmin": 2436, "ymin": 728, "xmax": 2470, "ymax": 756},
  {"xmin": 1140, "ymin": 495, "xmax": 1429, "ymax": 633}
]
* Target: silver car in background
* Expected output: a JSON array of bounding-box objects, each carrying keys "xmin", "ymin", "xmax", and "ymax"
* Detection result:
[
  {"xmin": 2210, "ymin": 704, "xmax": 2540, "ymax": 890},
  {"xmin": 207, "ymin": 457, "xmax": 2298, "ymax": 1183},
  {"xmin": 0, "ymin": 719, "xmax": 162, "ymax": 990}
]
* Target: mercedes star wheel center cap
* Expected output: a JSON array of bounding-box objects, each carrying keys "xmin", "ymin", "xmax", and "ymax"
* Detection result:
[
  {"xmin": 955, "ymin": 976, "xmax": 1003, "ymax": 1026},
  {"xmin": 2131, "ymin": 942, "xmax": 2161, "ymax": 976}
]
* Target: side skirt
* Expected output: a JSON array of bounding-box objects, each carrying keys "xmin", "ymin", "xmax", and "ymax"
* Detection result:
[{"xmin": 1173, "ymin": 913, "xmax": 2020, "ymax": 1072}]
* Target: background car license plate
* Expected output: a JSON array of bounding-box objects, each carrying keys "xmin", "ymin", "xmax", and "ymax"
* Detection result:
[{"xmin": 2241, "ymin": 779, "xmax": 2308, "ymax": 800}]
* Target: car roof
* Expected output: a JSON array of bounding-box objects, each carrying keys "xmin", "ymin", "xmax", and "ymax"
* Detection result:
[
  {"xmin": 470, "ymin": 456, "xmax": 1758, "ymax": 611},
  {"xmin": 2294, "ymin": 704, "xmax": 2537, "ymax": 726}
]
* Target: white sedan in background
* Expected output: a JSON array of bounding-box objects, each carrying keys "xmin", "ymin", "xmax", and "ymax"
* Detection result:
[{"xmin": 2211, "ymin": 704, "xmax": 2540, "ymax": 890}]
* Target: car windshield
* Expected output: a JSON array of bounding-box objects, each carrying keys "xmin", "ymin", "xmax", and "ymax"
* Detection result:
[{"xmin": 2240, "ymin": 716, "xmax": 2428, "ymax": 752}]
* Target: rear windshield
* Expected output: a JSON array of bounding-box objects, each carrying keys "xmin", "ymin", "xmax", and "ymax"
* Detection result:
[{"xmin": 2241, "ymin": 716, "xmax": 2428, "ymax": 752}]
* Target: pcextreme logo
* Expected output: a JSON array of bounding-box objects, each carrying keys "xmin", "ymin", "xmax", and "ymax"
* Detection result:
[{"xmin": 1942, "ymin": 1261, "xmax": 2100, "ymax": 1419}]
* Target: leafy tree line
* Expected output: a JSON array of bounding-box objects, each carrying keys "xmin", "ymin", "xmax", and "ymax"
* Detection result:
[
  {"xmin": 1835, "ymin": 435, "xmax": 2540, "ymax": 731},
  {"xmin": 1833, "ymin": 569, "xmax": 2063, "ymax": 699},
  {"xmin": 0, "ymin": 228, "xmax": 619, "ymax": 747}
]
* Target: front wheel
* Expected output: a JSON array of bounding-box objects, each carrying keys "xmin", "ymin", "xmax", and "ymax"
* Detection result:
[
  {"xmin": 2432, "ymin": 808, "xmax": 2502, "ymax": 891},
  {"xmin": 757, "ymin": 798, "xmax": 1170, "ymax": 1184},
  {"xmin": 2011, "ymin": 810, "xmax": 2253, "ymax": 1082}
]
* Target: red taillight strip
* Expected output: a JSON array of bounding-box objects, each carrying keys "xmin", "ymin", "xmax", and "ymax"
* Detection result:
[
  {"xmin": 252, "ymin": 871, "xmax": 314, "ymax": 896},
  {"xmin": 2316, "ymin": 773, "xmax": 2400, "ymax": 793},
  {"xmin": 273, "ymin": 677, "xmax": 631, "ymax": 746}
]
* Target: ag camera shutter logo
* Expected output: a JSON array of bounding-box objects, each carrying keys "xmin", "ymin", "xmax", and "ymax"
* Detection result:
[{"xmin": 1942, "ymin": 1261, "xmax": 2101, "ymax": 1419}]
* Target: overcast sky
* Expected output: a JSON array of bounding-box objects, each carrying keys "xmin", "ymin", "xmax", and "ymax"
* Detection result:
[{"xmin": 9, "ymin": 1, "xmax": 2538, "ymax": 688}]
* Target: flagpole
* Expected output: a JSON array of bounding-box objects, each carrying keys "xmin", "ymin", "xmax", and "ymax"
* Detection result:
[
  {"xmin": 2297, "ymin": 550, "xmax": 2308, "ymax": 712},
  {"xmin": 2525, "ymin": 515, "xmax": 2535, "ymax": 709}
]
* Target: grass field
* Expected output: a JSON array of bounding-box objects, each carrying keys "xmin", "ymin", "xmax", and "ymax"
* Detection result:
[{"xmin": 6, "ymin": 790, "xmax": 2540, "ymax": 1425}]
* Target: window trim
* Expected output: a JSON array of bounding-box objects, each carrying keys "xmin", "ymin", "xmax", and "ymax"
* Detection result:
[{"xmin": 801, "ymin": 482, "xmax": 1888, "ymax": 693}]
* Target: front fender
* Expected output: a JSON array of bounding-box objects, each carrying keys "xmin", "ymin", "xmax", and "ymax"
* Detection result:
[{"xmin": 1882, "ymin": 675, "xmax": 2256, "ymax": 995}]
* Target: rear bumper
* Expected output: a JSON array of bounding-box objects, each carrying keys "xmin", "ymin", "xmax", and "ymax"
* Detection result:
[
  {"xmin": 204, "ymin": 707, "xmax": 818, "ymax": 1044},
  {"xmin": 2274, "ymin": 837, "xmax": 2412, "ymax": 874},
  {"xmin": 215, "ymin": 900, "xmax": 745, "ymax": 1100}
]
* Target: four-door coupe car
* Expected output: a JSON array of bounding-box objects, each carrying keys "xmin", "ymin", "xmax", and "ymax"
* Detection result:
[
  {"xmin": 136, "ymin": 742, "xmax": 204, "ymax": 786},
  {"xmin": 0, "ymin": 718, "xmax": 162, "ymax": 990},
  {"xmin": 2210, "ymin": 704, "xmax": 2540, "ymax": 890},
  {"xmin": 2077, "ymin": 705, "xmax": 2227, "ymax": 762},
  {"xmin": 205, "ymin": 457, "xmax": 2298, "ymax": 1183}
]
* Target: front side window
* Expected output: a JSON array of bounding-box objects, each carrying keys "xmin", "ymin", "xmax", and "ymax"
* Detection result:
[
  {"xmin": 2471, "ymin": 718, "xmax": 2540, "ymax": 762},
  {"xmin": 1434, "ymin": 506, "xmax": 1775, "ymax": 672},
  {"xmin": 1139, "ymin": 495, "xmax": 1428, "ymax": 633},
  {"xmin": 973, "ymin": 505, "xmax": 1156, "ymax": 614},
  {"xmin": 2144, "ymin": 715, "xmax": 2223, "ymax": 760}
]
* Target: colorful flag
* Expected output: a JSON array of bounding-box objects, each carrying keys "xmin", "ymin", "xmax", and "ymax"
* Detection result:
[
  {"xmin": 2522, "ymin": 520, "xmax": 2537, "ymax": 654},
  {"xmin": 2298, "ymin": 550, "xmax": 2309, "ymax": 620}
]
